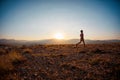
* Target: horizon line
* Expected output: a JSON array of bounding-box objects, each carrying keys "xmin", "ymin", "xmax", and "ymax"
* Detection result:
[{"xmin": 0, "ymin": 38, "xmax": 120, "ymax": 41}]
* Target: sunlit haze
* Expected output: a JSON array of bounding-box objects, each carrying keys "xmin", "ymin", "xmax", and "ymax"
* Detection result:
[
  {"xmin": 54, "ymin": 33, "xmax": 64, "ymax": 40},
  {"xmin": 0, "ymin": 0, "xmax": 120, "ymax": 40}
]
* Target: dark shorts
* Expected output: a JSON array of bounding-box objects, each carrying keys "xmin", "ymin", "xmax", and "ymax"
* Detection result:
[{"xmin": 80, "ymin": 38, "xmax": 84, "ymax": 41}]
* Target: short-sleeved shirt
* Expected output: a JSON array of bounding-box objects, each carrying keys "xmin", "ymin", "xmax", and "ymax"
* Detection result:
[{"xmin": 80, "ymin": 33, "xmax": 84, "ymax": 40}]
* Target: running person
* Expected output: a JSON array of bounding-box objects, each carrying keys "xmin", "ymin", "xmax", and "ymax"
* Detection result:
[{"xmin": 76, "ymin": 30, "xmax": 85, "ymax": 47}]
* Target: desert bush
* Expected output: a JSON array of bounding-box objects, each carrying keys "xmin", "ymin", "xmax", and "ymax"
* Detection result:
[
  {"xmin": 79, "ymin": 50, "xmax": 86, "ymax": 53},
  {"xmin": 8, "ymin": 51, "xmax": 24, "ymax": 65},
  {"xmin": 8, "ymin": 51, "xmax": 21, "ymax": 60},
  {"xmin": 89, "ymin": 58, "xmax": 102, "ymax": 65},
  {"xmin": 0, "ymin": 48, "xmax": 6, "ymax": 55},
  {"xmin": 49, "ymin": 53, "xmax": 66, "ymax": 58},
  {"xmin": 0, "ymin": 51, "xmax": 24, "ymax": 77},
  {"xmin": 61, "ymin": 63, "xmax": 79, "ymax": 71},
  {"xmin": 23, "ymin": 48, "xmax": 32, "ymax": 53},
  {"xmin": 0, "ymin": 55, "xmax": 13, "ymax": 75},
  {"xmin": 89, "ymin": 48, "xmax": 106, "ymax": 54}
]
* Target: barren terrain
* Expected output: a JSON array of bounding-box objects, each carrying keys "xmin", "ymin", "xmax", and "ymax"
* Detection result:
[{"xmin": 0, "ymin": 43, "xmax": 120, "ymax": 80}]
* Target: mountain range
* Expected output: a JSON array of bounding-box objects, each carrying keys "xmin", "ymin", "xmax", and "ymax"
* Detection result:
[{"xmin": 0, "ymin": 39, "xmax": 120, "ymax": 45}]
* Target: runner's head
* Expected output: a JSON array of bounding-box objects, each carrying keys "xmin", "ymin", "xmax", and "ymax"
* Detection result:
[{"xmin": 80, "ymin": 30, "xmax": 83, "ymax": 33}]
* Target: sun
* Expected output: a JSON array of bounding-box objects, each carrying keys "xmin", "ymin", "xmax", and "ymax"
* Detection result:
[{"xmin": 54, "ymin": 33, "xmax": 64, "ymax": 39}]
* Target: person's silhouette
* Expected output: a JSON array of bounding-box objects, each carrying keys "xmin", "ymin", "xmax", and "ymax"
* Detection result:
[{"xmin": 76, "ymin": 30, "xmax": 85, "ymax": 47}]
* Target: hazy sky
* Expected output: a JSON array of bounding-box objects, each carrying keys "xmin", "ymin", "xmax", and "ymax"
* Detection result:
[{"xmin": 0, "ymin": 0, "xmax": 120, "ymax": 40}]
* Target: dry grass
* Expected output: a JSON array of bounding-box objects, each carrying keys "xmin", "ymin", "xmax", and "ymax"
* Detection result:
[
  {"xmin": 0, "ymin": 49, "xmax": 24, "ymax": 79},
  {"xmin": 0, "ymin": 43, "xmax": 120, "ymax": 80}
]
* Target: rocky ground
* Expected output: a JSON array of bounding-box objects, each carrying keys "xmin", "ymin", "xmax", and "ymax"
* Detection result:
[{"xmin": 0, "ymin": 43, "xmax": 120, "ymax": 80}]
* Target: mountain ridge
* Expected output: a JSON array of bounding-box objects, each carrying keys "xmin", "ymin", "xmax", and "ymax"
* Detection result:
[{"xmin": 0, "ymin": 39, "xmax": 120, "ymax": 45}]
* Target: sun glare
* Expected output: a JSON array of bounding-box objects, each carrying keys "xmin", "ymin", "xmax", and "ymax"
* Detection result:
[{"xmin": 54, "ymin": 33, "xmax": 64, "ymax": 39}]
